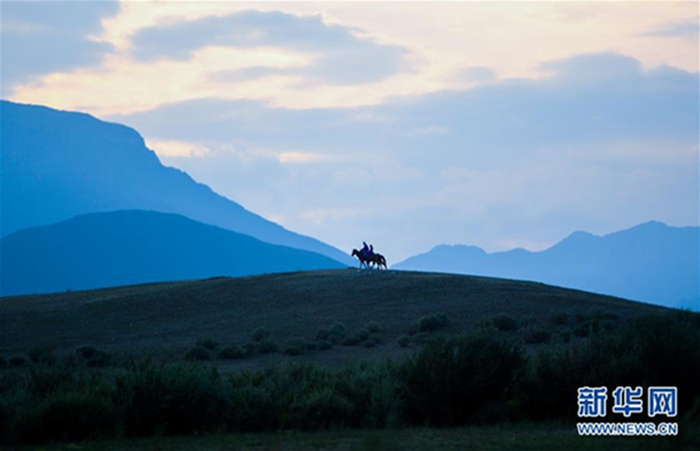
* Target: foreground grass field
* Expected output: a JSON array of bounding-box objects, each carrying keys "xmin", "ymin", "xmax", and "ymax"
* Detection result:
[
  {"xmin": 0, "ymin": 269, "xmax": 667, "ymax": 367},
  {"xmin": 10, "ymin": 424, "xmax": 691, "ymax": 451}
]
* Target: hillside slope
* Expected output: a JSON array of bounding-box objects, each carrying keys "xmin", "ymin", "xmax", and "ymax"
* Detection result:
[
  {"xmin": 394, "ymin": 221, "xmax": 699, "ymax": 309},
  {"xmin": 0, "ymin": 100, "xmax": 352, "ymax": 264},
  {"xmin": 0, "ymin": 269, "xmax": 666, "ymax": 365},
  {"xmin": 0, "ymin": 210, "xmax": 345, "ymax": 296}
]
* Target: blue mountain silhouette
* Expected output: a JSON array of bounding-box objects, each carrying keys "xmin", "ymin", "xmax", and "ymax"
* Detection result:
[
  {"xmin": 0, "ymin": 210, "xmax": 346, "ymax": 296},
  {"xmin": 0, "ymin": 100, "xmax": 352, "ymax": 264},
  {"xmin": 394, "ymin": 221, "xmax": 699, "ymax": 309}
]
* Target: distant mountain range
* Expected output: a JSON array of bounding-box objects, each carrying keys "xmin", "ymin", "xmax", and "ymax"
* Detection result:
[
  {"xmin": 0, "ymin": 210, "xmax": 345, "ymax": 296},
  {"xmin": 0, "ymin": 101, "xmax": 352, "ymax": 265},
  {"xmin": 394, "ymin": 221, "xmax": 699, "ymax": 309}
]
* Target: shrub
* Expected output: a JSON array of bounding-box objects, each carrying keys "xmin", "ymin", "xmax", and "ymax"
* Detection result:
[
  {"xmin": 251, "ymin": 327, "xmax": 271, "ymax": 343},
  {"xmin": 549, "ymin": 312, "xmax": 569, "ymax": 326},
  {"xmin": 492, "ymin": 314, "xmax": 518, "ymax": 331},
  {"xmin": 317, "ymin": 340, "xmax": 333, "ymax": 351},
  {"xmin": 284, "ymin": 345, "xmax": 302, "ymax": 356},
  {"xmin": 284, "ymin": 337, "xmax": 313, "ymax": 355},
  {"xmin": 573, "ymin": 325, "xmax": 589, "ymax": 337},
  {"xmin": 86, "ymin": 351, "xmax": 111, "ymax": 368},
  {"xmin": 243, "ymin": 342, "xmax": 257, "ymax": 355},
  {"xmin": 217, "ymin": 345, "xmax": 248, "ymax": 360},
  {"xmin": 397, "ymin": 335, "xmax": 410, "ymax": 348},
  {"xmin": 29, "ymin": 345, "xmax": 57, "ymax": 365},
  {"xmin": 343, "ymin": 330, "xmax": 369, "ymax": 346},
  {"xmin": 196, "ymin": 338, "xmax": 219, "ymax": 351},
  {"xmin": 316, "ymin": 328, "xmax": 330, "ymax": 341},
  {"xmin": 185, "ymin": 347, "xmax": 210, "ymax": 361},
  {"xmin": 0, "ymin": 354, "xmax": 5, "ymax": 367},
  {"xmin": 9, "ymin": 356, "xmax": 26, "ymax": 367},
  {"xmin": 366, "ymin": 320, "xmax": 382, "ymax": 334},
  {"xmin": 558, "ymin": 328, "xmax": 573, "ymax": 343},
  {"xmin": 76, "ymin": 346, "xmax": 99, "ymax": 359},
  {"xmin": 417, "ymin": 313, "xmax": 449, "ymax": 332},
  {"xmin": 523, "ymin": 328, "xmax": 551, "ymax": 344},
  {"xmin": 257, "ymin": 338, "xmax": 278, "ymax": 354},
  {"xmin": 401, "ymin": 335, "xmax": 524, "ymax": 426},
  {"xmin": 363, "ymin": 338, "xmax": 377, "ymax": 348},
  {"xmin": 328, "ymin": 323, "xmax": 347, "ymax": 344},
  {"xmin": 290, "ymin": 388, "xmax": 355, "ymax": 430}
]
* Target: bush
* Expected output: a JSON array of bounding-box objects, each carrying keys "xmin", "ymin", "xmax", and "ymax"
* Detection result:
[
  {"xmin": 342, "ymin": 330, "xmax": 369, "ymax": 346},
  {"xmin": 257, "ymin": 338, "xmax": 278, "ymax": 354},
  {"xmin": 401, "ymin": 335, "xmax": 524, "ymax": 426},
  {"xmin": 363, "ymin": 338, "xmax": 377, "ymax": 348},
  {"xmin": 251, "ymin": 327, "xmax": 271, "ymax": 343},
  {"xmin": 284, "ymin": 337, "xmax": 314, "ymax": 355},
  {"xmin": 397, "ymin": 335, "xmax": 410, "ymax": 348},
  {"xmin": 196, "ymin": 338, "xmax": 219, "ymax": 351},
  {"xmin": 290, "ymin": 388, "xmax": 355, "ymax": 430},
  {"xmin": 76, "ymin": 346, "xmax": 99, "ymax": 359},
  {"xmin": 417, "ymin": 313, "xmax": 449, "ymax": 332},
  {"xmin": 317, "ymin": 340, "xmax": 333, "ymax": 351},
  {"xmin": 558, "ymin": 328, "xmax": 573, "ymax": 343},
  {"xmin": 316, "ymin": 328, "xmax": 330, "ymax": 341},
  {"xmin": 549, "ymin": 312, "xmax": 569, "ymax": 326},
  {"xmin": 0, "ymin": 354, "xmax": 5, "ymax": 367},
  {"xmin": 243, "ymin": 342, "xmax": 257, "ymax": 355},
  {"xmin": 523, "ymin": 328, "xmax": 551, "ymax": 344},
  {"xmin": 86, "ymin": 351, "xmax": 111, "ymax": 368},
  {"xmin": 185, "ymin": 347, "xmax": 210, "ymax": 361},
  {"xmin": 29, "ymin": 345, "xmax": 57, "ymax": 365},
  {"xmin": 9, "ymin": 356, "xmax": 26, "ymax": 367},
  {"xmin": 366, "ymin": 320, "xmax": 382, "ymax": 334},
  {"xmin": 217, "ymin": 345, "xmax": 248, "ymax": 360},
  {"xmin": 573, "ymin": 325, "xmax": 589, "ymax": 337},
  {"xmin": 328, "ymin": 322, "xmax": 347, "ymax": 344},
  {"xmin": 492, "ymin": 314, "xmax": 518, "ymax": 331}
]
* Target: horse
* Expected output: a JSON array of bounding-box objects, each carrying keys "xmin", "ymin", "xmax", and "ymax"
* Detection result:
[{"xmin": 351, "ymin": 249, "xmax": 387, "ymax": 270}]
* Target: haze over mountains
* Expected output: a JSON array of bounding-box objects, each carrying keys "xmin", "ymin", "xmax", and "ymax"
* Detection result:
[
  {"xmin": 0, "ymin": 210, "xmax": 344, "ymax": 296},
  {"xmin": 394, "ymin": 221, "xmax": 700, "ymax": 310},
  {"xmin": 0, "ymin": 101, "xmax": 352, "ymax": 265}
]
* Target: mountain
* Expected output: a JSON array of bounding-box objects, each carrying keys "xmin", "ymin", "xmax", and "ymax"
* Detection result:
[
  {"xmin": 0, "ymin": 210, "xmax": 345, "ymax": 296},
  {"xmin": 0, "ymin": 100, "xmax": 353, "ymax": 264},
  {"xmin": 394, "ymin": 221, "xmax": 700, "ymax": 309}
]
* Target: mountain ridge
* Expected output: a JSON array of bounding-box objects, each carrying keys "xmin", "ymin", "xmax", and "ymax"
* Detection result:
[
  {"xmin": 0, "ymin": 100, "xmax": 353, "ymax": 265},
  {"xmin": 394, "ymin": 221, "xmax": 700, "ymax": 309},
  {"xmin": 0, "ymin": 209, "xmax": 346, "ymax": 296}
]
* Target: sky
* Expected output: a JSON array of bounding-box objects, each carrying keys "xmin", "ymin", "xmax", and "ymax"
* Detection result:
[{"xmin": 2, "ymin": 1, "xmax": 698, "ymax": 262}]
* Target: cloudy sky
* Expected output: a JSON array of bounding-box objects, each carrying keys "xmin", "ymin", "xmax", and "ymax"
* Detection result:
[{"xmin": 3, "ymin": 1, "xmax": 698, "ymax": 262}]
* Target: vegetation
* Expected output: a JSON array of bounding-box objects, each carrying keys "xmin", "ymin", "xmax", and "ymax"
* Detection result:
[
  {"xmin": 492, "ymin": 313, "xmax": 519, "ymax": 331},
  {"xmin": 417, "ymin": 313, "xmax": 449, "ymax": 332},
  {"xmin": 1, "ymin": 311, "xmax": 696, "ymax": 447}
]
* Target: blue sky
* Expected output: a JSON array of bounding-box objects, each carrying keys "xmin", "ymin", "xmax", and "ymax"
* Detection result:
[{"xmin": 2, "ymin": 1, "xmax": 698, "ymax": 261}]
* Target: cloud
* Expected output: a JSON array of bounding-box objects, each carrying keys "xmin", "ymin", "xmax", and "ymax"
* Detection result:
[
  {"xmin": 129, "ymin": 10, "xmax": 409, "ymax": 85},
  {"xmin": 645, "ymin": 21, "xmax": 699, "ymax": 37},
  {"xmin": 461, "ymin": 66, "xmax": 497, "ymax": 83},
  {"xmin": 112, "ymin": 52, "xmax": 698, "ymax": 260},
  {"xmin": 0, "ymin": 1, "xmax": 120, "ymax": 96}
]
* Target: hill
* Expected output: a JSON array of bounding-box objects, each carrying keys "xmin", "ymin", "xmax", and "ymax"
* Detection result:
[
  {"xmin": 0, "ymin": 100, "xmax": 352, "ymax": 264},
  {"xmin": 0, "ymin": 210, "xmax": 345, "ymax": 296},
  {"xmin": 394, "ymin": 221, "xmax": 699, "ymax": 309},
  {"xmin": 0, "ymin": 269, "xmax": 667, "ymax": 367}
]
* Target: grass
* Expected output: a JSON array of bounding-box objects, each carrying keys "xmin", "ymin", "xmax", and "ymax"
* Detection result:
[
  {"xmin": 0, "ymin": 269, "xmax": 667, "ymax": 369},
  {"xmin": 8, "ymin": 423, "xmax": 684, "ymax": 451}
]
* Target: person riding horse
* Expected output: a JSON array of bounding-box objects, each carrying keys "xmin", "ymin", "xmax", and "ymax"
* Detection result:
[{"xmin": 351, "ymin": 242, "xmax": 387, "ymax": 269}]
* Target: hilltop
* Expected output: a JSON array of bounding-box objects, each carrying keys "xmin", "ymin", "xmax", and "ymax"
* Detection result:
[{"xmin": 0, "ymin": 269, "xmax": 667, "ymax": 368}]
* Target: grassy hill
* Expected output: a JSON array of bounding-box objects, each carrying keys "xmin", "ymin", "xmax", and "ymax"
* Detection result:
[{"xmin": 0, "ymin": 269, "xmax": 667, "ymax": 367}]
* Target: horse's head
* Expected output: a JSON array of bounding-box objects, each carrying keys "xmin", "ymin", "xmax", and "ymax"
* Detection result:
[{"xmin": 351, "ymin": 249, "xmax": 359, "ymax": 257}]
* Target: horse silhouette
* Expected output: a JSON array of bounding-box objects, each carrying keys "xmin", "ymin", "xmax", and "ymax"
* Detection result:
[{"xmin": 351, "ymin": 249, "xmax": 387, "ymax": 270}]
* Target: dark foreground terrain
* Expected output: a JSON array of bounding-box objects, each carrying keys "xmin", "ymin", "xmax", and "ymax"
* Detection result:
[
  {"xmin": 0, "ymin": 269, "xmax": 666, "ymax": 366},
  {"xmin": 1, "ymin": 270, "xmax": 698, "ymax": 449}
]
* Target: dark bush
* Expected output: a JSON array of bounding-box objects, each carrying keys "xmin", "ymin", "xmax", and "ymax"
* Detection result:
[
  {"xmin": 114, "ymin": 361, "xmax": 228, "ymax": 436},
  {"xmin": 363, "ymin": 338, "xmax": 377, "ymax": 348},
  {"xmin": 417, "ymin": 313, "xmax": 449, "ymax": 332},
  {"xmin": 28, "ymin": 345, "xmax": 57, "ymax": 365},
  {"xmin": 0, "ymin": 355, "xmax": 5, "ymax": 367},
  {"xmin": 316, "ymin": 328, "xmax": 330, "ymax": 341},
  {"xmin": 196, "ymin": 338, "xmax": 219, "ymax": 351},
  {"xmin": 185, "ymin": 347, "xmax": 210, "ymax": 361},
  {"xmin": 243, "ymin": 342, "xmax": 257, "ymax": 355},
  {"xmin": 284, "ymin": 337, "xmax": 313, "ymax": 355},
  {"xmin": 86, "ymin": 351, "xmax": 111, "ymax": 368},
  {"xmin": 492, "ymin": 314, "xmax": 518, "ymax": 331},
  {"xmin": 257, "ymin": 338, "xmax": 278, "ymax": 354},
  {"xmin": 217, "ymin": 345, "xmax": 248, "ymax": 360},
  {"xmin": 523, "ymin": 328, "xmax": 551, "ymax": 344},
  {"xmin": 9, "ymin": 356, "xmax": 26, "ymax": 367},
  {"xmin": 76, "ymin": 346, "xmax": 99, "ymax": 359},
  {"xmin": 328, "ymin": 322, "xmax": 347, "ymax": 344},
  {"xmin": 317, "ymin": 340, "xmax": 333, "ymax": 351},
  {"xmin": 397, "ymin": 335, "xmax": 410, "ymax": 348},
  {"xmin": 290, "ymin": 388, "xmax": 354, "ymax": 430},
  {"xmin": 573, "ymin": 325, "xmax": 589, "ymax": 337},
  {"xmin": 342, "ymin": 330, "xmax": 369, "ymax": 346},
  {"xmin": 549, "ymin": 312, "xmax": 569, "ymax": 326},
  {"xmin": 401, "ymin": 335, "xmax": 524, "ymax": 426},
  {"xmin": 251, "ymin": 327, "xmax": 271, "ymax": 343},
  {"xmin": 558, "ymin": 328, "xmax": 573, "ymax": 343},
  {"xmin": 366, "ymin": 320, "xmax": 382, "ymax": 334}
]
